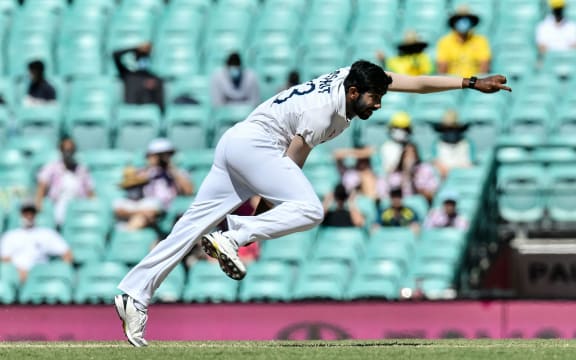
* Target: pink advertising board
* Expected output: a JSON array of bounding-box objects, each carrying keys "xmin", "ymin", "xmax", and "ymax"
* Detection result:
[{"xmin": 0, "ymin": 301, "xmax": 574, "ymax": 341}]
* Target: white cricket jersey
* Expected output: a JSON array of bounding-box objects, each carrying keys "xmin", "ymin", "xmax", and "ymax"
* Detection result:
[{"xmin": 245, "ymin": 67, "xmax": 351, "ymax": 150}]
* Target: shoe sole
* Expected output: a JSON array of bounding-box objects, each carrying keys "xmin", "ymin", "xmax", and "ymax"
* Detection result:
[
  {"xmin": 114, "ymin": 295, "xmax": 147, "ymax": 348},
  {"xmin": 201, "ymin": 235, "xmax": 246, "ymax": 280}
]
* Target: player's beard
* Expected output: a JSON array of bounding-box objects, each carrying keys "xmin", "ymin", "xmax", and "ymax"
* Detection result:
[{"xmin": 352, "ymin": 96, "xmax": 375, "ymax": 120}]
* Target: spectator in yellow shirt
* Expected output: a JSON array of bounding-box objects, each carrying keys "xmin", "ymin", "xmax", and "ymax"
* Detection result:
[
  {"xmin": 376, "ymin": 31, "xmax": 434, "ymax": 76},
  {"xmin": 436, "ymin": 6, "xmax": 491, "ymax": 77}
]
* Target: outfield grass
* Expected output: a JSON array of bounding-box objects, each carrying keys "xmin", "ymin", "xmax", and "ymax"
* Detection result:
[{"xmin": 1, "ymin": 340, "xmax": 575, "ymax": 359}]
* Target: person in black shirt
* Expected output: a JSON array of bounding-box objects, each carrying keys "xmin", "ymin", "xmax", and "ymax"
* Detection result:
[
  {"xmin": 24, "ymin": 60, "xmax": 56, "ymax": 105},
  {"xmin": 321, "ymin": 183, "xmax": 366, "ymax": 228},
  {"xmin": 113, "ymin": 43, "xmax": 165, "ymax": 112}
]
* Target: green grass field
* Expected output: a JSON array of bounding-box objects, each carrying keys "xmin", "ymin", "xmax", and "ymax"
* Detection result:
[{"xmin": 1, "ymin": 340, "xmax": 576, "ymax": 360}]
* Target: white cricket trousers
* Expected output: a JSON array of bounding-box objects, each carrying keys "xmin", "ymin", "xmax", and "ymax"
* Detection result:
[{"xmin": 118, "ymin": 122, "xmax": 324, "ymax": 306}]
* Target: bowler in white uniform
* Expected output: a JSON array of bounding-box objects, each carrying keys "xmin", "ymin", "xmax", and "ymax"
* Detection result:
[{"xmin": 114, "ymin": 60, "xmax": 511, "ymax": 347}]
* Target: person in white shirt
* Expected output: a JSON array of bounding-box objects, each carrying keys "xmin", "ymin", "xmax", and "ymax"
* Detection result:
[
  {"xmin": 114, "ymin": 60, "xmax": 511, "ymax": 347},
  {"xmin": 536, "ymin": 0, "xmax": 576, "ymax": 54},
  {"xmin": 0, "ymin": 201, "xmax": 73, "ymax": 283},
  {"xmin": 380, "ymin": 111, "xmax": 413, "ymax": 175},
  {"xmin": 210, "ymin": 52, "xmax": 260, "ymax": 107},
  {"xmin": 432, "ymin": 109, "xmax": 474, "ymax": 178}
]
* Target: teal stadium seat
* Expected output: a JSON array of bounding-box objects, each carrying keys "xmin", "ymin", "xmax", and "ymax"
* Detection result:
[
  {"xmin": 346, "ymin": 260, "xmax": 402, "ymax": 300},
  {"xmin": 183, "ymin": 261, "xmax": 238, "ymax": 303},
  {"xmin": 114, "ymin": 105, "xmax": 161, "ymax": 151},
  {"xmin": 259, "ymin": 229, "xmax": 317, "ymax": 264},
  {"xmin": 68, "ymin": 76, "xmax": 118, "ymax": 110},
  {"xmin": 17, "ymin": 106, "xmax": 62, "ymax": 144},
  {"xmin": 74, "ymin": 261, "xmax": 129, "ymax": 304},
  {"xmin": 497, "ymin": 164, "xmax": 546, "ymax": 223},
  {"xmin": 65, "ymin": 107, "xmax": 112, "ymax": 150},
  {"xmin": 167, "ymin": 76, "xmax": 210, "ymax": 106},
  {"xmin": 165, "ymin": 105, "xmax": 210, "ymax": 150},
  {"xmin": 19, "ymin": 261, "xmax": 74, "ymax": 304},
  {"xmin": 175, "ymin": 148, "xmax": 214, "ymax": 185},
  {"xmin": 239, "ymin": 261, "xmax": 294, "ymax": 302},
  {"xmin": 0, "ymin": 107, "xmax": 9, "ymax": 144},
  {"xmin": 292, "ymin": 260, "xmax": 349, "ymax": 300},
  {"xmin": 160, "ymin": 195, "xmax": 194, "ymax": 233},
  {"xmin": 153, "ymin": 263, "xmax": 186, "ymax": 303},
  {"xmin": 366, "ymin": 233, "xmax": 414, "ymax": 273},
  {"xmin": 106, "ymin": 228, "xmax": 157, "ymax": 264},
  {"xmin": 547, "ymin": 165, "xmax": 576, "ymax": 222},
  {"xmin": 65, "ymin": 232, "xmax": 106, "ymax": 265},
  {"xmin": 311, "ymin": 227, "xmax": 366, "ymax": 265}
]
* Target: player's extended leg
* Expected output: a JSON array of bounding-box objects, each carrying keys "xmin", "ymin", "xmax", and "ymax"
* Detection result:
[
  {"xmin": 117, "ymin": 164, "xmax": 250, "ymax": 307},
  {"xmin": 114, "ymin": 132, "xmax": 251, "ymax": 347}
]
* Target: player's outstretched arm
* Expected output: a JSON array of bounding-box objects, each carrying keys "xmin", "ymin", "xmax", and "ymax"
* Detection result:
[{"xmin": 386, "ymin": 72, "xmax": 512, "ymax": 94}]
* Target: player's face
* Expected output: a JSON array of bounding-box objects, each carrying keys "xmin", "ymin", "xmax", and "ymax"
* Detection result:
[{"xmin": 353, "ymin": 92, "xmax": 382, "ymax": 120}]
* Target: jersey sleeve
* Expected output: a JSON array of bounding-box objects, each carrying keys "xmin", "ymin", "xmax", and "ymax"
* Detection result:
[{"xmin": 296, "ymin": 105, "xmax": 334, "ymax": 148}]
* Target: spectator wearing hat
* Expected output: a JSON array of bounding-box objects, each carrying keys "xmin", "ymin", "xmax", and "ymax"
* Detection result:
[
  {"xmin": 379, "ymin": 142, "xmax": 439, "ymax": 203},
  {"xmin": 380, "ymin": 111, "xmax": 413, "ymax": 175},
  {"xmin": 436, "ymin": 6, "xmax": 491, "ymax": 77},
  {"xmin": 432, "ymin": 109, "xmax": 474, "ymax": 178},
  {"xmin": 377, "ymin": 188, "xmax": 420, "ymax": 233},
  {"xmin": 376, "ymin": 30, "xmax": 434, "ymax": 76},
  {"xmin": 0, "ymin": 201, "xmax": 73, "ymax": 282},
  {"xmin": 114, "ymin": 167, "xmax": 163, "ymax": 231},
  {"xmin": 424, "ymin": 191, "xmax": 468, "ymax": 230},
  {"xmin": 536, "ymin": 0, "xmax": 576, "ymax": 55},
  {"xmin": 211, "ymin": 52, "xmax": 260, "ymax": 108},
  {"xmin": 35, "ymin": 137, "xmax": 94, "ymax": 227},
  {"xmin": 142, "ymin": 138, "xmax": 194, "ymax": 210}
]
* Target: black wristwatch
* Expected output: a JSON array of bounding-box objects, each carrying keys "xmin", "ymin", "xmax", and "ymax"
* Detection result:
[{"xmin": 468, "ymin": 76, "xmax": 478, "ymax": 89}]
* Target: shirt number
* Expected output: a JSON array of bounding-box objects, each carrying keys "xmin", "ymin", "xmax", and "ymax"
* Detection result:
[{"xmin": 273, "ymin": 81, "xmax": 316, "ymax": 104}]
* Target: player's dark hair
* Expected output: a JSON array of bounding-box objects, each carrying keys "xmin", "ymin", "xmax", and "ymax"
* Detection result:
[{"xmin": 344, "ymin": 60, "xmax": 393, "ymax": 95}]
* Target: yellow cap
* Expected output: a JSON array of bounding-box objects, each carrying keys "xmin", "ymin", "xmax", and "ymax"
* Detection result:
[
  {"xmin": 389, "ymin": 111, "xmax": 411, "ymax": 128},
  {"xmin": 549, "ymin": 0, "xmax": 566, "ymax": 9}
]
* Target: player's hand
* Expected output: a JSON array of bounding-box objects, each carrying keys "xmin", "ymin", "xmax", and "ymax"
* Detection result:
[{"xmin": 472, "ymin": 75, "xmax": 512, "ymax": 93}]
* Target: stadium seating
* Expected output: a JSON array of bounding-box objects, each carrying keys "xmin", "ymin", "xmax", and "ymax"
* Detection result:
[
  {"xmin": 183, "ymin": 261, "xmax": 238, "ymax": 303},
  {"xmin": 19, "ymin": 261, "xmax": 74, "ymax": 304},
  {"xmin": 0, "ymin": 0, "xmax": 567, "ymax": 305}
]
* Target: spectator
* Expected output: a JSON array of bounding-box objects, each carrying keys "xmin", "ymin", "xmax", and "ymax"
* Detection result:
[
  {"xmin": 380, "ymin": 142, "xmax": 439, "ymax": 203},
  {"xmin": 436, "ymin": 6, "xmax": 491, "ymax": 77},
  {"xmin": 321, "ymin": 183, "xmax": 365, "ymax": 228},
  {"xmin": 114, "ymin": 167, "xmax": 163, "ymax": 231},
  {"xmin": 376, "ymin": 30, "xmax": 434, "ymax": 76},
  {"xmin": 0, "ymin": 201, "xmax": 73, "ymax": 282},
  {"xmin": 113, "ymin": 42, "xmax": 165, "ymax": 112},
  {"xmin": 424, "ymin": 191, "xmax": 468, "ymax": 230},
  {"xmin": 432, "ymin": 110, "xmax": 474, "ymax": 178},
  {"xmin": 536, "ymin": 0, "xmax": 576, "ymax": 55},
  {"xmin": 142, "ymin": 138, "xmax": 194, "ymax": 210},
  {"xmin": 210, "ymin": 52, "xmax": 260, "ymax": 107},
  {"xmin": 334, "ymin": 146, "xmax": 378, "ymax": 199},
  {"xmin": 35, "ymin": 137, "xmax": 94, "ymax": 227},
  {"xmin": 23, "ymin": 60, "xmax": 56, "ymax": 106},
  {"xmin": 377, "ymin": 188, "xmax": 420, "ymax": 233},
  {"xmin": 380, "ymin": 111, "xmax": 413, "ymax": 175}
]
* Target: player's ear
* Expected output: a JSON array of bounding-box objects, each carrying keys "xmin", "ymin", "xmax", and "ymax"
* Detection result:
[{"xmin": 348, "ymin": 86, "xmax": 360, "ymax": 100}]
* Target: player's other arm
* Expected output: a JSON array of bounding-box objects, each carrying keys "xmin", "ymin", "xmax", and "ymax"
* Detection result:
[
  {"xmin": 386, "ymin": 72, "xmax": 511, "ymax": 94},
  {"xmin": 286, "ymin": 134, "xmax": 312, "ymax": 169}
]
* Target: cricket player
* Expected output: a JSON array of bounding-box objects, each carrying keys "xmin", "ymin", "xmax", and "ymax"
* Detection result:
[{"xmin": 115, "ymin": 60, "xmax": 511, "ymax": 347}]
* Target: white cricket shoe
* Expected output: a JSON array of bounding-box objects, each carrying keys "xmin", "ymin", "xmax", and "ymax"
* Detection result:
[
  {"xmin": 201, "ymin": 231, "xmax": 246, "ymax": 280},
  {"xmin": 114, "ymin": 294, "xmax": 149, "ymax": 347}
]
